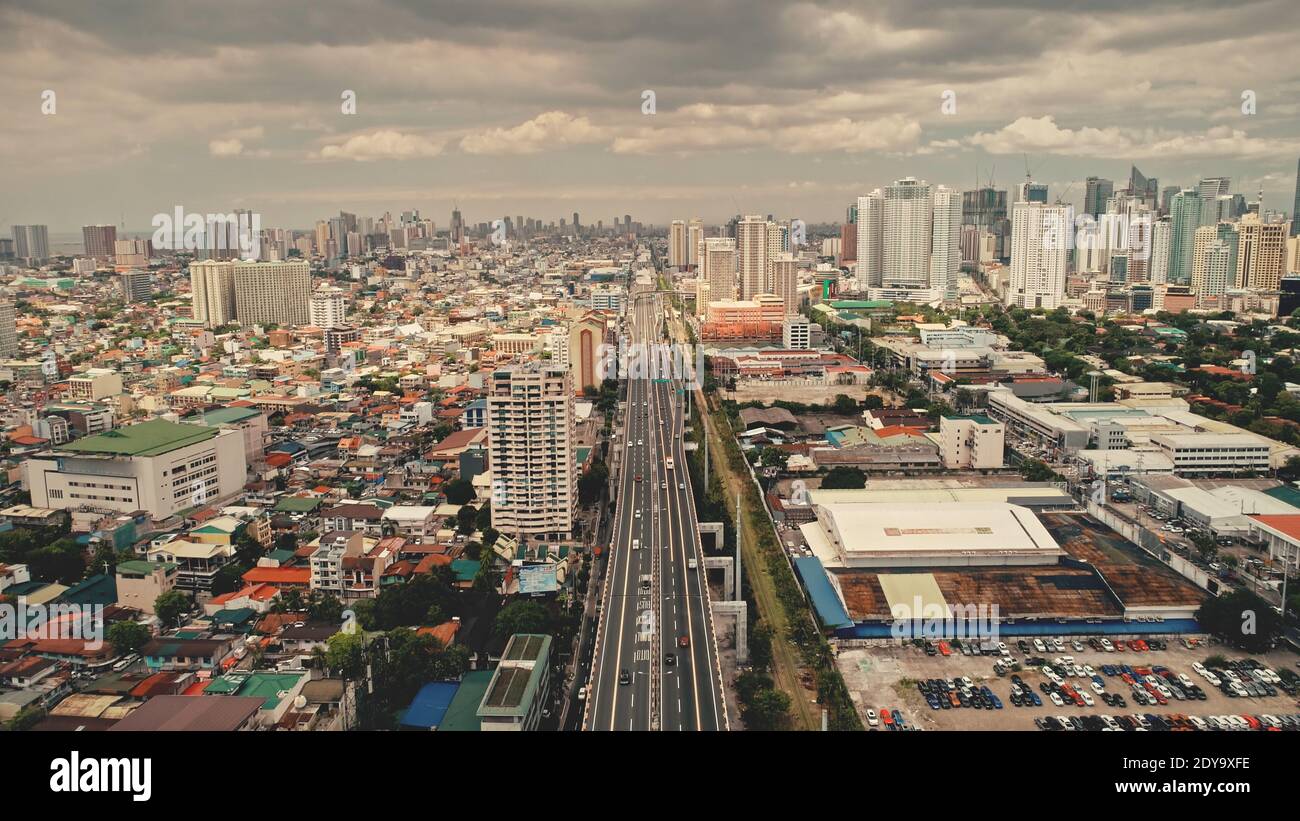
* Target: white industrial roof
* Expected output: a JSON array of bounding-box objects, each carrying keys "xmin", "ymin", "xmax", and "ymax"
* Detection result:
[{"xmin": 818, "ymin": 502, "xmax": 1062, "ymax": 559}]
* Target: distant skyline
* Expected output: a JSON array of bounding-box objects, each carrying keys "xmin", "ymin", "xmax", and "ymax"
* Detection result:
[{"xmin": 3, "ymin": 0, "xmax": 1299, "ymax": 232}]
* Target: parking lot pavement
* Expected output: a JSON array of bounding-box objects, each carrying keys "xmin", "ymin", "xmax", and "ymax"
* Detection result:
[{"xmin": 836, "ymin": 639, "xmax": 1300, "ymax": 731}]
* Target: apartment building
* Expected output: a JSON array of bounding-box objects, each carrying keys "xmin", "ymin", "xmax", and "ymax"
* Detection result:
[{"xmin": 486, "ymin": 365, "xmax": 577, "ymax": 543}]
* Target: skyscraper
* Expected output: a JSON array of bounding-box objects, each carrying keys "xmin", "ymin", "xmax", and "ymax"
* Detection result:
[
  {"xmin": 1292, "ymin": 158, "xmax": 1300, "ymax": 238},
  {"xmin": 1168, "ymin": 189, "xmax": 1202, "ymax": 284},
  {"xmin": 190, "ymin": 260, "xmax": 238, "ymax": 328},
  {"xmin": 686, "ymin": 218, "xmax": 703, "ymax": 267},
  {"xmin": 855, "ymin": 191, "xmax": 884, "ymax": 285},
  {"xmin": 0, "ymin": 298, "xmax": 17, "ymax": 359},
  {"xmin": 1084, "ymin": 177, "xmax": 1114, "ymax": 217},
  {"xmin": 309, "ymin": 285, "xmax": 348, "ymax": 329},
  {"xmin": 1197, "ymin": 177, "xmax": 1232, "ymax": 227},
  {"xmin": 1007, "ymin": 201, "xmax": 1070, "ymax": 310},
  {"xmin": 736, "ymin": 215, "xmax": 769, "ymax": 300},
  {"xmin": 487, "ymin": 364, "xmax": 577, "ymax": 543},
  {"xmin": 929, "ymin": 186, "xmax": 962, "ymax": 298},
  {"xmin": 11, "ymin": 225, "xmax": 49, "ymax": 264},
  {"xmin": 1192, "ymin": 225, "xmax": 1234, "ymax": 307},
  {"xmin": 1235, "ymin": 214, "xmax": 1289, "ymax": 291},
  {"xmin": 883, "ymin": 178, "xmax": 933, "ymax": 288},
  {"xmin": 82, "ymin": 225, "xmax": 118, "ymax": 262},
  {"xmin": 769, "ymin": 254, "xmax": 799, "ymax": 316},
  {"xmin": 1149, "ymin": 218, "xmax": 1172, "ymax": 285},
  {"xmin": 233, "ymin": 259, "xmax": 312, "ymax": 326},
  {"xmin": 961, "ymin": 186, "xmax": 1009, "ymax": 262},
  {"xmin": 119, "ymin": 270, "xmax": 153, "ymax": 303},
  {"xmin": 696, "ymin": 237, "xmax": 737, "ymax": 318},
  {"xmin": 668, "ymin": 220, "xmax": 687, "ymax": 268}
]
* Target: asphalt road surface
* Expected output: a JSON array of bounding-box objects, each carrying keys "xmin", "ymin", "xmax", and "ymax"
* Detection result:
[{"xmin": 584, "ymin": 285, "xmax": 727, "ymax": 731}]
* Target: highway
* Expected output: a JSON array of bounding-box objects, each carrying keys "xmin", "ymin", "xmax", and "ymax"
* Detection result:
[{"xmin": 584, "ymin": 282, "xmax": 728, "ymax": 731}]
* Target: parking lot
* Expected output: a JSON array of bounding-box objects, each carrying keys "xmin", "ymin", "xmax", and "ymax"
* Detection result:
[{"xmin": 836, "ymin": 636, "xmax": 1300, "ymax": 731}]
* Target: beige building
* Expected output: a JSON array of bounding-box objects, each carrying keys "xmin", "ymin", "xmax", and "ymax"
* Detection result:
[
  {"xmin": 115, "ymin": 560, "xmax": 177, "ymax": 614},
  {"xmin": 696, "ymin": 236, "xmax": 737, "ymax": 318},
  {"xmin": 191, "ymin": 259, "xmax": 311, "ymax": 328},
  {"xmin": 66, "ymin": 369, "xmax": 123, "ymax": 401},
  {"xmin": 939, "ymin": 414, "xmax": 1006, "ymax": 470},
  {"xmin": 1235, "ymin": 214, "xmax": 1290, "ymax": 291},
  {"xmin": 487, "ymin": 365, "xmax": 577, "ymax": 543},
  {"xmin": 23, "ymin": 419, "xmax": 247, "ymax": 520}
]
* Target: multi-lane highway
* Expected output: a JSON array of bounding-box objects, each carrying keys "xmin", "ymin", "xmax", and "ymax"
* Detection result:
[{"xmin": 584, "ymin": 283, "xmax": 727, "ymax": 731}]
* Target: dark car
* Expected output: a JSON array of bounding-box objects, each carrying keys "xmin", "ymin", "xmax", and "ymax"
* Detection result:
[
  {"xmin": 619, "ymin": 669, "xmax": 631, "ymax": 685},
  {"xmin": 665, "ymin": 653, "xmax": 676, "ymax": 666}
]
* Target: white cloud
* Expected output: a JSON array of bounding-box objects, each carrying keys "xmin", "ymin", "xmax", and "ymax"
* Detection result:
[
  {"xmin": 209, "ymin": 138, "xmax": 246, "ymax": 157},
  {"xmin": 460, "ymin": 111, "xmax": 606, "ymax": 155},
  {"xmin": 316, "ymin": 130, "xmax": 445, "ymax": 161},
  {"xmin": 964, "ymin": 115, "xmax": 1300, "ymax": 160}
]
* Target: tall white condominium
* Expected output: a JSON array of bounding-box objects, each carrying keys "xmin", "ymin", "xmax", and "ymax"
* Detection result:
[
  {"xmin": 696, "ymin": 236, "xmax": 737, "ymax": 317},
  {"xmin": 12, "ymin": 225, "xmax": 50, "ymax": 264},
  {"xmin": 764, "ymin": 220, "xmax": 787, "ymax": 293},
  {"xmin": 686, "ymin": 218, "xmax": 704, "ymax": 267},
  {"xmin": 0, "ymin": 298, "xmax": 16, "ymax": 359},
  {"xmin": 769, "ymin": 254, "xmax": 799, "ymax": 316},
  {"xmin": 929, "ymin": 186, "xmax": 962, "ymax": 298},
  {"xmin": 487, "ymin": 364, "xmax": 578, "ymax": 543},
  {"xmin": 1149, "ymin": 218, "xmax": 1171, "ymax": 285},
  {"xmin": 1191, "ymin": 226, "xmax": 1233, "ymax": 307},
  {"xmin": 1236, "ymin": 214, "xmax": 1290, "ymax": 291},
  {"xmin": 1008, "ymin": 201, "xmax": 1070, "ymax": 309},
  {"xmin": 309, "ymin": 285, "xmax": 348, "ymax": 329},
  {"xmin": 190, "ymin": 259, "xmax": 238, "ymax": 328},
  {"xmin": 855, "ymin": 191, "xmax": 884, "ymax": 286},
  {"xmin": 668, "ymin": 220, "xmax": 687, "ymax": 268},
  {"xmin": 883, "ymin": 178, "xmax": 933, "ymax": 288},
  {"xmin": 233, "ymin": 259, "xmax": 312, "ymax": 326},
  {"xmin": 736, "ymin": 215, "xmax": 770, "ymax": 300}
]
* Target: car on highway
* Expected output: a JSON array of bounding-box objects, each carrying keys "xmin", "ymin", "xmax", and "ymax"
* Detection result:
[
  {"xmin": 665, "ymin": 653, "xmax": 676, "ymax": 666},
  {"xmin": 678, "ymin": 635, "xmax": 689, "ymax": 647},
  {"xmin": 619, "ymin": 669, "xmax": 631, "ymax": 685},
  {"xmin": 635, "ymin": 474, "xmax": 642, "ymax": 482}
]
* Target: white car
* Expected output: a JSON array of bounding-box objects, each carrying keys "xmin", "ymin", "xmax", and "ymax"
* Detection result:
[
  {"xmin": 866, "ymin": 709, "xmax": 879, "ymax": 727},
  {"xmin": 1052, "ymin": 638, "xmax": 1065, "ymax": 651},
  {"xmin": 1100, "ymin": 638, "xmax": 1114, "ymax": 652},
  {"xmin": 960, "ymin": 676, "xmax": 973, "ymax": 689},
  {"xmin": 1204, "ymin": 672, "xmax": 1222, "ymax": 687},
  {"xmin": 1189, "ymin": 716, "xmax": 1208, "ymax": 731},
  {"xmin": 1081, "ymin": 692, "xmax": 1095, "ymax": 707},
  {"xmin": 1083, "ymin": 665, "xmax": 1095, "ymax": 677},
  {"xmin": 1090, "ymin": 681, "xmax": 1105, "ymax": 695},
  {"xmin": 1033, "ymin": 639, "xmax": 1046, "ymax": 653},
  {"xmin": 1178, "ymin": 673, "xmax": 1194, "ymax": 688},
  {"xmin": 1192, "ymin": 662, "xmax": 1207, "ymax": 675},
  {"xmin": 1050, "ymin": 692, "xmax": 1065, "ymax": 707}
]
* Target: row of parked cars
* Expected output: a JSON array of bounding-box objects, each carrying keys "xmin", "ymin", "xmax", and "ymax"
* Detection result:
[
  {"xmin": 866, "ymin": 708, "xmax": 909, "ymax": 730},
  {"xmin": 916, "ymin": 677, "xmax": 1003, "ymax": 710},
  {"xmin": 1037, "ymin": 712, "xmax": 1300, "ymax": 731},
  {"xmin": 1196, "ymin": 658, "xmax": 1297, "ymax": 698}
]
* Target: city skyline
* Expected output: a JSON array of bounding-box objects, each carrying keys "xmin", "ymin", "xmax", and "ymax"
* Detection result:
[{"xmin": 3, "ymin": 0, "xmax": 1300, "ymax": 231}]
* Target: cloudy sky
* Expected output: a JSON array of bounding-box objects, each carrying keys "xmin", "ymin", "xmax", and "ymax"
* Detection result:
[{"xmin": 3, "ymin": 0, "xmax": 1299, "ymax": 235}]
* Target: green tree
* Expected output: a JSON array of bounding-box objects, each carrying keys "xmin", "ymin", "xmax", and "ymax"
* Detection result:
[
  {"xmin": 154, "ymin": 590, "xmax": 192, "ymax": 628},
  {"xmin": 324, "ymin": 630, "xmax": 367, "ymax": 678},
  {"xmin": 443, "ymin": 478, "xmax": 475, "ymax": 506},
  {"xmin": 742, "ymin": 687, "xmax": 792, "ymax": 730},
  {"xmin": 821, "ymin": 466, "xmax": 867, "ymax": 489},
  {"xmin": 493, "ymin": 599, "xmax": 550, "ymax": 639},
  {"xmin": 107, "ymin": 620, "xmax": 151, "ymax": 656},
  {"xmin": 1195, "ymin": 590, "xmax": 1282, "ymax": 652}
]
